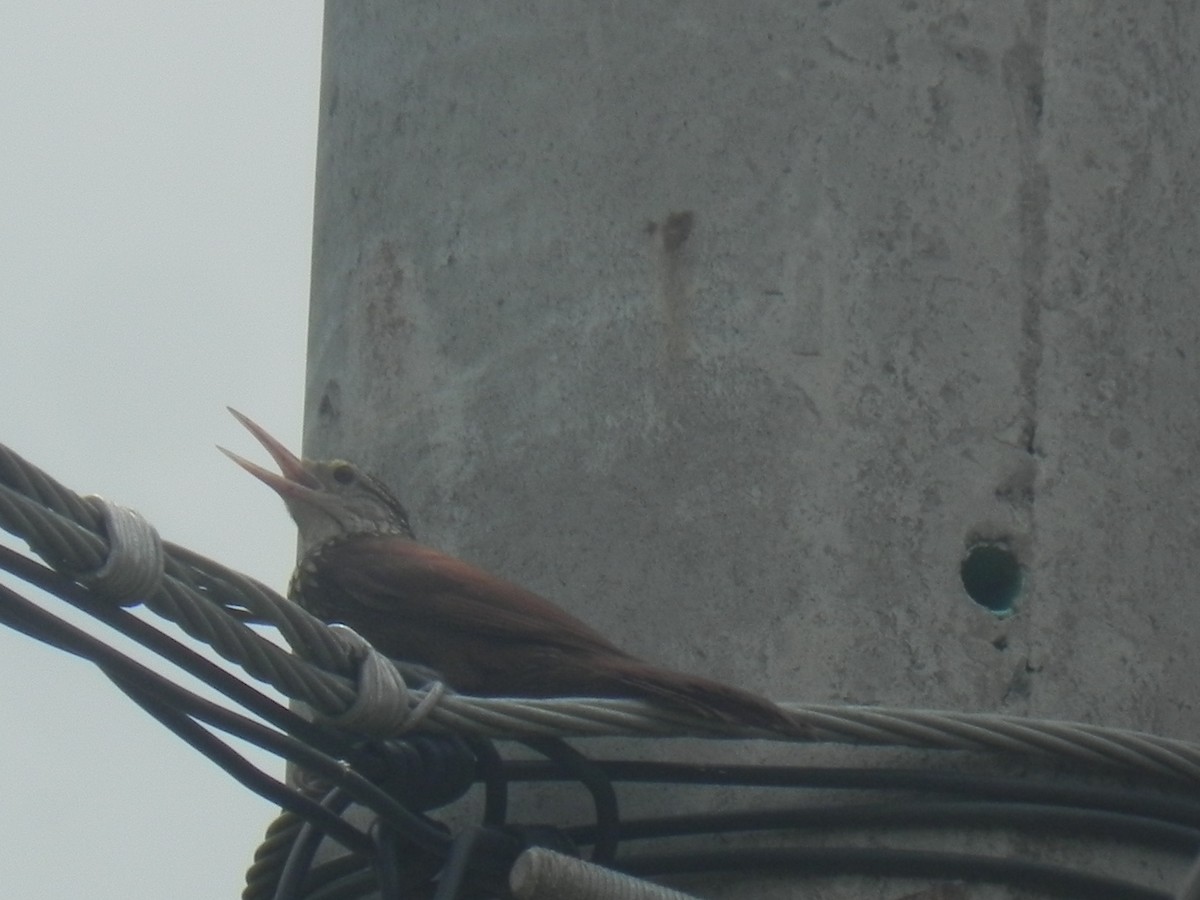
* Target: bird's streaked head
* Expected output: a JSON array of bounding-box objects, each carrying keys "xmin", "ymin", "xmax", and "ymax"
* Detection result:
[{"xmin": 221, "ymin": 408, "xmax": 413, "ymax": 553}]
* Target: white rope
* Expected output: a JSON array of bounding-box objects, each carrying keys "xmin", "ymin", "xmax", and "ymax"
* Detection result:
[
  {"xmin": 78, "ymin": 495, "xmax": 163, "ymax": 606},
  {"xmin": 316, "ymin": 624, "xmax": 412, "ymax": 736}
]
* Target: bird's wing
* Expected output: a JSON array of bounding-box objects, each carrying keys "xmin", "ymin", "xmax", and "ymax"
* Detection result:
[{"xmin": 313, "ymin": 535, "xmax": 628, "ymax": 657}]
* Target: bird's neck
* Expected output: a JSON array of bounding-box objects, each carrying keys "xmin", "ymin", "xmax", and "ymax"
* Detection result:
[
  {"xmin": 295, "ymin": 523, "xmax": 409, "ymax": 560},
  {"xmin": 290, "ymin": 498, "xmax": 411, "ymax": 558}
]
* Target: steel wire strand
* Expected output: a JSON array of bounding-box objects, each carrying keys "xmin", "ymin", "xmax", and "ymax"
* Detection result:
[
  {"xmin": 0, "ymin": 444, "xmax": 447, "ymax": 732},
  {"xmin": 5, "ymin": 554, "xmax": 469, "ymax": 843},
  {"xmin": 243, "ymin": 810, "xmax": 306, "ymax": 900},
  {"xmin": 4, "ymin": 438, "xmax": 1200, "ymax": 789},
  {"xmin": 0, "ymin": 574, "xmax": 461, "ymax": 871},
  {"xmin": 0, "ymin": 471, "xmax": 720, "ymax": 741},
  {"xmin": 0, "ymin": 577, "xmax": 372, "ymax": 851},
  {"xmin": 385, "ymin": 693, "xmax": 1200, "ymax": 788},
  {"xmin": 165, "ymin": 541, "xmax": 356, "ymax": 675},
  {"xmin": 793, "ymin": 705, "xmax": 1200, "ymax": 784},
  {"xmin": 0, "ymin": 446, "xmax": 364, "ymax": 713},
  {"xmin": 0, "ymin": 443, "xmax": 101, "ymax": 531},
  {"xmin": 0, "ymin": 543, "xmax": 346, "ymax": 755}
]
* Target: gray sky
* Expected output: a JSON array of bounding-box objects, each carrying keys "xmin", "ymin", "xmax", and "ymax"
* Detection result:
[{"xmin": 1, "ymin": 5, "xmax": 323, "ymax": 897}]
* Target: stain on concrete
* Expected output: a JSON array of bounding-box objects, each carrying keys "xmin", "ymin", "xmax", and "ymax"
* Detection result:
[
  {"xmin": 317, "ymin": 379, "xmax": 341, "ymax": 424},
  {"xmin": 1003, "ymin": 4, "xmax": 1048, "ymax": 444},
  {"xmin": 1001, "ymin": 2, "xmax": 1048, "ymax": 549},
  {"xmin": 655, "ymin": 210, "xmax": 695, "ymax": 365},
  {"xmin": 363, "ymin": 240, "xmax": 413, "ymax": 358}
]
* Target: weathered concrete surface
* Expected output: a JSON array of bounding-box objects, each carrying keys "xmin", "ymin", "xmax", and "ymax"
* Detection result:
[{"xmin": 308, "ymin": 2, "xmax": 1200, "ymax": 895}]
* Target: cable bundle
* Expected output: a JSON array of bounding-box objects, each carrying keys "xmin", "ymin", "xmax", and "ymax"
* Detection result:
[{"xmin": 2, "ymin": 438, "xmax": 1199, "ymax": 898}]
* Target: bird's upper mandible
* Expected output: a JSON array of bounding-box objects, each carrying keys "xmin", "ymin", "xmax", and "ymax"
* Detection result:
[{"xmin": 220, "ymin": 408, "xmax": 413, "ymax": 554}]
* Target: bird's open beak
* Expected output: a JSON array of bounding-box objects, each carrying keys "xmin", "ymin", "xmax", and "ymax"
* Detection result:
[{"xmin": 219, "ymin": 408, "xmax": 321, "ymax": 500}]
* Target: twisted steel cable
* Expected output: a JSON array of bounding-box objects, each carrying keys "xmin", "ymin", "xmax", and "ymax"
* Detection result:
[{"xmin": 1, "ymin": 438, "xmax": 1199, "ymax": 790}]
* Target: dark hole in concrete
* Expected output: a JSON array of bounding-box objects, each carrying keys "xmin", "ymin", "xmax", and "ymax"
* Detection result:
[{"xmin": 961, "ymin": 543, "xmax": 1021, "ymax": 615}]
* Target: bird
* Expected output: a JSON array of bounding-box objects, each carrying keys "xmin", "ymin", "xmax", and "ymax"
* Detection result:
[{"xmin": 221, "ymin": 408, "xmax": 806, "ymax": 736}]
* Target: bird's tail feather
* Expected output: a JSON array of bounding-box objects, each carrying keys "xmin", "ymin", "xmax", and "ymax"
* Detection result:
[{"xmin": 609, "ymin": 659, "xmax": 810, "ymax": 739}]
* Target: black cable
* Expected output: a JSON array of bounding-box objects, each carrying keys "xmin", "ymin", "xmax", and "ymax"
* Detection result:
[
  {"xmin": 289, "ymin": 847, "xmax": 444, "ymax": 899},
  {"xmin": 120, "ymin": 676, "xmax": 373, "ymax": 854},
  {"xmin": 370, "ymin": 818, "xmax": 404, "ymax": 900},
  {"xmin": 431, "ymin": 827, "xmax": 484, "ymax": 900},
  {"xmin": 3, "ymin": 512, "xmax": 1195, "ymax": 899},
  {"xmin": 272, "ymin": 788, "xmax": 358, "ymax": 900},
  {"xmin": 352, "ymin": 735, "xmax": 479, "ymax": 812},
  {"xmin": 0, "ymin": 578, "xmax": 450, "ymax": 855},
  {"xmin": 0, "ymin": 544, "xmax": 345, "ymax": 756},
  {"xmin": 522, "ymin": 739, "xmax": 620, "ymax": 864},
  {"xmin": 469, "ymin": 737, "xmax": 509, "ymax": 827},
  {"xmin": 296, "ymin": 864, "xmax": 378, "ymax": 900},
  {"xmin": 121, "ymin": 676, "xmax": 451, "ymax": 860},
  {"xmin": 503, "ymin": 758, "xmax": 1200, "ymax": 829},
  {"xmin": 621, "ymin": 846, "xmax": 1173, "ymax": 900},
  {"xmin": 1, "ymin": 545, "xmax": 481, "ymax": 816},
  {"xmin": 0, "ymin": 578, "xmax": 375, "ymax": 851},
  {"xmin": 567, "ymin": 798, "xmax": 1200, "ymax": 854}
]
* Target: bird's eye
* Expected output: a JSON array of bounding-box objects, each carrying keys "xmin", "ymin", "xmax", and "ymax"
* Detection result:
[{"xmin": 332, "ymin": 464, "xmax": 356, "ymax": 485}]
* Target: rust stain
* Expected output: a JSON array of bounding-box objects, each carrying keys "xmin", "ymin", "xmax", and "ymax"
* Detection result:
[
  {"xmin": 317, "ymin": 379, "xmax": 341, "ymax": 424},
  {"xmin": 364, "ymin": 240, "xmax": 411, "ymax": 347},
  {"xmin": 354, "ymin": 239, "xmax": 417, "ymax": 384},
  {"xmin": 661, "ymin": 210, "xmax": 693, "ymax": 252},
  {"xmin": 655, "ymin": 210, "xmax": 695, "ymax": 364}
]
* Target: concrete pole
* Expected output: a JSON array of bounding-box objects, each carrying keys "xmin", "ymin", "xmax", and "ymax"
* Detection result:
[{"xmin": 306, "ymin": 3, "xmax": 1200, "ymax": 894}]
